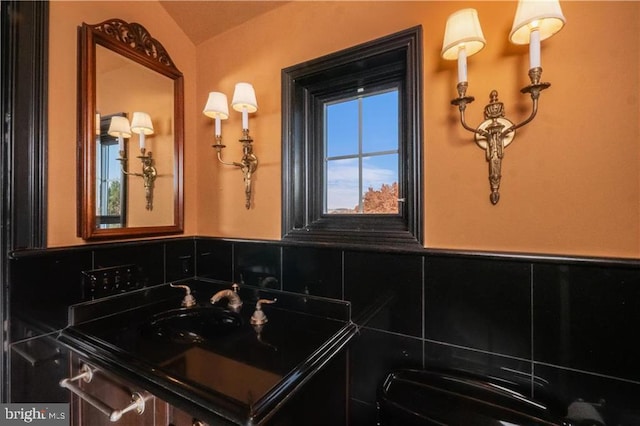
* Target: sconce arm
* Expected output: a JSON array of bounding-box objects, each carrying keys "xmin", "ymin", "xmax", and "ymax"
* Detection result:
[
  {"xmin": 503, "ymin": 68, "xmax": 551, "ymax": 137},
  {"xmin": 458, "ymin": 107, "xmax": 489, "ymax": 138},
  {"xmin": 121, "ymin": 169, "xmax": 143, "ymax": 178},
  {"xmin": 214, "ymin": 148, "xmax": 244, "ymax": 169},
  {"xmin": 451, "ymin": 92, "xmax": 490, "ymax": 138},
  {"xmin": 117, "ymin": 158, "xmax": 143, "ymax": 177},
  {"xmin": 502, "ymin": 96, "xmax": 540, "ymax": 137},
  {"xmin": 211, "ymin": 131, "xmax": 258, "ymax": 209},
  {"xmin": 502, "ymin": 81, "xmax": 550, "ymax": 138}
]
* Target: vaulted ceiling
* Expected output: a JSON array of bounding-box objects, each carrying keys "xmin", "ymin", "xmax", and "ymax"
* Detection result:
[{"xmin": 159, "ymin": 1, "xmax": 289, "ymax": 45}]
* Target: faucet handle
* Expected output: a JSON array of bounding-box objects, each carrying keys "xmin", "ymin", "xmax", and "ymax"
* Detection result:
[
  {"xmin": 170, "ymin": 283, "xmax": 196, "ymax": 308},
  {"xmin": 250, "ymin": 299, "xmax": 277, "ymax": 325},
  {"xmin": 256, "ymin": 298, "xmax": 276, "ymax": 308}
]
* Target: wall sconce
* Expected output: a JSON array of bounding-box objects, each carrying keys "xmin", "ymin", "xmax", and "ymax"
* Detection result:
[
  {"xmin": 110, "ymin": 112, "xmax": 157, "ymax": 210},
  {"xmin": 203, "ymin": 82, "xmax": 258, "ymax": 209},
  {"xmin": 442, "ymin": 0, "xmax": 565, "ymax": 204}
]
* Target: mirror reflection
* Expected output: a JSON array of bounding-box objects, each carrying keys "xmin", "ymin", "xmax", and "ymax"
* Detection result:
[
  {"xmin": 97, "ymin": 112, "xmax": 127, "ymax": 228},
  {"xmin": 96, "ymin": 44, "xmax": 174, "ymax": 227},
  {"xmin": 77, "ymin": 19, "xmax": 184, "ymax": 240}
]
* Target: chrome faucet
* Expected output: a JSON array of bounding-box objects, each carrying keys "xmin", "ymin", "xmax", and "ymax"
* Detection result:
[{"xmin": 210, "ymin": 283, "xmax": 243, "ymax": 311}]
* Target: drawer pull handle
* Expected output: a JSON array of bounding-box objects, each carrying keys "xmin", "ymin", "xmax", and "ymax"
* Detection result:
[{"xmin": 59, "ymin": 364, "xmax": 148, "ymax": 422}]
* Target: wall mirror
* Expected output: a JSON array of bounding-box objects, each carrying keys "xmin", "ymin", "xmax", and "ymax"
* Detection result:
[{"xmin": 77, "ymin": 19, "xmax": 184, "ymax": 240}]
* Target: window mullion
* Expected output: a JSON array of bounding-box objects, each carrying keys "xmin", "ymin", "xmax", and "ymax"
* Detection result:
[{"xmin": 357, "ymin": 96, "xmax": 363, "ymax": 213}]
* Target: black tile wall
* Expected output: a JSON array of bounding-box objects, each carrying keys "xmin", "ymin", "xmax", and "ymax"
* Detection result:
[
  {"xmin": 535, "ymin": 364, "xmax": 640, "ymax": 425},
  {"xmin": 533, "ymin": 262, "xmax": 640, "ymax": 381},
  {"xmin": 93, "ymin": 241, "xmax": 165, "ymax": 287},
  {"xmin": 348, "ymin": 328, "xmax": 423, "ymax": 409},
  {"xmin": 425, "ymin": 256, "xmax": 531, "ymax": 359},
  {"xmin": 344, "ymin": 251, "xmax": 423, "ymax": 337},
  {"xmin": 233, "ymin": 242, "xmax": 281, "ymax": 289},
  {"xmin": 195, "ymin": 238, "xmax": 233, "ymax": 281},
  {"xmin": 10, "ymin": 250, "xmax": 93, "ymax": 337},
  {"xmin": 165, "ymin": 239, "xmax": 196, "ymax": 282},
  {"xmin": 282, "ymin": 245, "xmax": 342, "ymax": 299},
  {"xmin": 8, "ymin": 238, "xmax": 640, "ymax": 423},
  {"xmin": 423, "ymin": 341, "xmax": 533, "ymax": 392}
]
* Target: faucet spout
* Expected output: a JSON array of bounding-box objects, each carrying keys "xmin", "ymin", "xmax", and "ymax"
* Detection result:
[{"xmin": 210, "ymin": 287, "xmax": 243, "ymax": 311}]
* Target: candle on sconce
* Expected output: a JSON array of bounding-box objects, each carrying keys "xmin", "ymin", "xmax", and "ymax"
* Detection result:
[
  {"xmin": 529, "ymin": 28, "xmax": 541, "ymax": 69},
  {"xmin": 242, "ymin": 107, "xmax": 249, "ymax": 130},
  {"xmin": 203, "ymin": 92, "xmax": 229, "ymax": 138},
  {"xmin": 441, "ymin": 8, "xmax": 486, "ymax": 88},
  {"xmin": 231, "ymin": 82, "xmax": 258, "ymax": 131},
  {"xmin": 510, "ymin": 0, "xmax": 566, "ymax": 70},
  {"xmin": 457, "ymin": 46, "xmax": 468, "ymax": 83},
  {"xmin": 215, "ymin": 117, "xmax": 221, "ymax": 137}
]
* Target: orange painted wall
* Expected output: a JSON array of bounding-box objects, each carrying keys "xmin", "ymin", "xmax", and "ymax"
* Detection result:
[
  {"xmin": 196, "ymin": 1, "xmax": 640, "ymax": 258},
  {"xmin": 47, "ymin": 1, "xmax": 198, "ymax": 246},
  {"xmin": 46, "ymin": 1, "xmax": 639, "ymax": 259}
]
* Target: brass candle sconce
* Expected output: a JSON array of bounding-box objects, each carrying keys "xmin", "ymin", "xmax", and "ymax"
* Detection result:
[
  {"xmin": 442, "ymin": 1, "xmax": 565, "ymax": 204},
  {"xmin": 108, "ymin": 112, "xmax": 157, "ymax": 210},
  {"xmin": 203, "ymin": 82, "xmax": 258, "ymax": 209}
]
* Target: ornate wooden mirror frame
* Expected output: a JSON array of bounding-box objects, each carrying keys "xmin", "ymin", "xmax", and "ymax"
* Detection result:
[{"xmin": 77, "ymin": 19, "xmax": 184, "ymax": 240}]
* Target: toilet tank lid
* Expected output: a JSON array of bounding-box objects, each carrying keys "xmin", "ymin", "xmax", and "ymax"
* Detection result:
[{"xmin": 378, "ymin": 368, "xmax": 568, "ymax": 425}]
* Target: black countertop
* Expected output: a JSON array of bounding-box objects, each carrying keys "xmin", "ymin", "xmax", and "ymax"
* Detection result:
[{"xmin": 58, "ymin": 280, "xmax": 357, "ymax": 425}]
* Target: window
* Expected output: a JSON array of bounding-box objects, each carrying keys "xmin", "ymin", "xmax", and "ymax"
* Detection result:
[
  {"xmin": 96, "ymin": 113, "xmax": 127, "ymax": 228},
  {"xmin": 325, "ymin": 88, "xmax": 399, "ymax": 214},
  {"xmin": 282, "ymin": 26, "xmax": 423, "ymax": 247}
]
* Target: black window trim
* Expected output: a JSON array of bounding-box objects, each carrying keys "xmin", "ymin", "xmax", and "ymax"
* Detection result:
[{"xmin": 281, "ymin": 26, "xmax": 423, "ymax": 248}]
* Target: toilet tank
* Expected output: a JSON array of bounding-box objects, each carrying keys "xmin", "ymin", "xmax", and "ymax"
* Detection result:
[{"xmin": 377, "ymin": 368, "xmax": 571, "ymax": 426}]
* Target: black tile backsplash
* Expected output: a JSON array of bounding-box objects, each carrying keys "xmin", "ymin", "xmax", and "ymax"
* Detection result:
[
  {"xmin": 282, "ymin": 245, "xmax": 342, "ymax": 299},
  {"xmin": 535, "ymin": 364, "xmax": 640, "ymax": 425},
  {"xmin": 344, "ymin": 251, "xmax": 423, "ymax": 337},
  {"xmin": 425, "ymin": 256, "xmax": 531, "ymax": 359},
  {"xmin": 8, "ymin": 238, "xmax": 640, "ymax": 423},
  {"xmin": 534, "ymin": 262, "xmax": 640, "ymax": 381},
  {"xmin": 10, "ymin": 249, "xmax": 93, "ymax": 337},
  {"xmin": 165, "ymin": 238, "xmax": 196, "ymax": 282},
  {"xmin": 195, "ymin": 238, "xmax": 233, "ymax": 281},
  {"xmin": 349, "ymin": 328, "xmax": 424, "ymax": 405},
  {"xmin": 93, "ymin": 241, "xmax": 165, "ymax": 286},
  {"xmin": 423, "ymin": 340, "xmax": 533, "ymax": 392},
  {"xmin": 233, "ymin": 241, "xmax": 281, "ymax": 289}
]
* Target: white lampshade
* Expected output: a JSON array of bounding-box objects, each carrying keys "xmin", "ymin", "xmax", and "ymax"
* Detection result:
[
  {"xmin": 130, "ymin": 112, "xmax": 154, "ymax": 135},
  {"xmin": 107, "ymin": 116, "xmax": 131, "ymax": 138},
  {"xmin": 231, "ymin": 82, "xmax": 258, "ymax": 113},
  {"xmin": 509, "ymin": 0, "xmax": 566, "ymax": 44},
  {"xmin": 203, "ymin": 92, "xmax": 229, "ymax": 119},
  {"xmin": 441, "ymin": 8, "xmax": 486, "ymax": 60}
]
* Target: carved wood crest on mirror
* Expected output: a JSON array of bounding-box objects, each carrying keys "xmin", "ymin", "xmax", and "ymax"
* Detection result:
[{"xmin": 77, "ymin": 19, "xmax": 184, "ymax": 240}]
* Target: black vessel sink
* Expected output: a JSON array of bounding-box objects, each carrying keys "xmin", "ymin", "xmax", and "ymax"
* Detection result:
[{"xmin": 141, "ymin": 306, "xmax": 242, "ymax": 344}]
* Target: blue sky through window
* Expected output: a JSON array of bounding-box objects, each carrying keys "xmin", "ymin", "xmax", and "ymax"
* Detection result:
[{"xmin": 325, "ymin": 89, "xmax": 399, "ymax": 212}]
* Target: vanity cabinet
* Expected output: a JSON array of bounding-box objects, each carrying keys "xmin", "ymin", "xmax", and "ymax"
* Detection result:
[
  {"xmin": 67, "ymin": 351, "xmax": 348, "ymax": 426},
  {"xmin": 58, "ymin": 281, "xmax": 356, "ymax": 426},
  {"xmin": 68, "ymin": 355, "xmax": 204, "ymax": 426}
]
